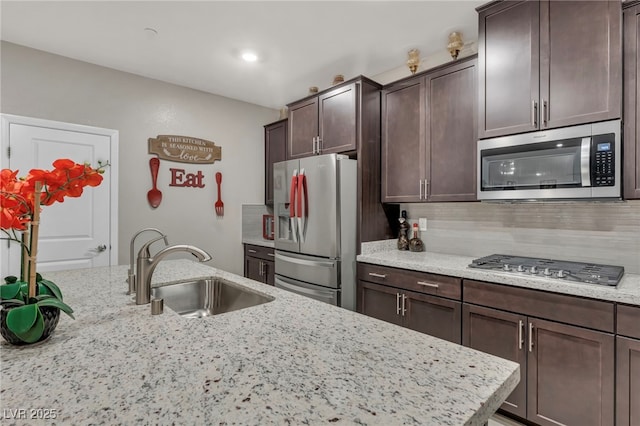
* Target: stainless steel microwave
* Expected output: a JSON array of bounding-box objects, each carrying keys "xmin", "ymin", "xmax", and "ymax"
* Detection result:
[{"xmin": 477, "ymin": 120, "xmax": 621, "ymax": 201}]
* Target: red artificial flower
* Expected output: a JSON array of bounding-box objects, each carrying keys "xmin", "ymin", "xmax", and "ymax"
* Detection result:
[{"xmin": 1, "ymin": 159, "xmax": 107, "ymax": 231}]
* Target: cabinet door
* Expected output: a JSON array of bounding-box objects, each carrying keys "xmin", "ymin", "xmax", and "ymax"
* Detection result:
[
  {"xmin": 462, "ymin": 304, "xmax": 527, "ymax": 419},
  {"xmin": 381, "ymin": 77, "xmax": 426, "ymax": 202},
  {"xmin": 527, "ymin": 318, "xmax": 614, "ymax": 426},
  {"xmin": 263, "ymin": 260, "xmax": 275, "ymax": 286},
  {"xmin": 245, "ymin": 256, "xmax": 264, "ymax": 283},
  {"xmin": 540, "ymin": 0, "xmax": 621, "ymax": 130},
  {"xmin": 426, "ymin": 58, "xmax": 477, "ymax": 202},
  {"xmin": 624, "ymin": 3, "xmax": 640, "ymax": 199},
  {"xmin": 404, "ymin": 290, "xmax": 461, "ymax": 344},
  {"xmin": 318, "ymin": 83, "xmax": 357, "ymax": 155},
  {"xmin": 288, "ymin": 97, "xmax": 318, "ymax": 159},
  {"xmin": 357, "ymin": 281, "xmax": 403, "ymax": 327},
  {"xmin": 478, "ymin": 0, "xmax": 540, "ymax": 138},
  {"xmin": 616, "ymin": 336, "xmax": 640, "ymax": 426},
  {"xmin": 264, "ymin": 120, "xmax": 287, "ymax": 205}
]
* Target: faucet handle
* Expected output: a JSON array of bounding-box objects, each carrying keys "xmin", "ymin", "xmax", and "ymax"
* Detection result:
[{"xmin": 138, "ymin": 235, "xmax": 170, "ymax": 259}]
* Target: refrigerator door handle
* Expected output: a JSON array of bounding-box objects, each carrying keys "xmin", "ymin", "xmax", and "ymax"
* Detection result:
[
  {"xmin": 297, "ymin": 169, "xmax": 306, "ymax": 242},
  {"xmin": 302, "ymin": 170, "xmax": 309, "ymax": 242},
  {"xmin": 289, "ymin": 169, "xmax": 298, "ymax": 243},
  {"xmin": 275, "ymin": 251, "xmax": 336, "ymax": 268}
]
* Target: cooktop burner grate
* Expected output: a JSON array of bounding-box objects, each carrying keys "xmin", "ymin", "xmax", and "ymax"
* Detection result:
[{"xmin": 468, "ymin": 254, "xmax": 624, "ymax": 286}]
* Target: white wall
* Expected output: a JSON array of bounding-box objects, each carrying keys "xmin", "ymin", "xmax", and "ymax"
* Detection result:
[{"xmin": 1, "ymin": 41, "xmax": 279, "ymax": 275}]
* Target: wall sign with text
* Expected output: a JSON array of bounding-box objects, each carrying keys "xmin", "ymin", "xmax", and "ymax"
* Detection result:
[{"xmin": 148, "ymin": 135, "xmax": 222, "ymax": 164}]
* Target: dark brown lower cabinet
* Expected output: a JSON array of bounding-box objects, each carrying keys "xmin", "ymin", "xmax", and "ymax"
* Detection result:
[
  {"xmin": 463, "ymin": 303, "xmax": 614, "ymax": 426},
  {"xmin": 616, "ymin": 303, "xmax": 640, "ymax": 426},
  {"xmin": 243, "ymin": 244, "xmax": 274, "ymax": 286},
  {"xmin": 616, "ymin": 336, "xmax": 640, "ymax": 426},
  {"xmin": 527, "ymin": 318, "xmax": 614, "ymax": 426},
  {"xmin": 358, "ymin": 280, "xmax": 461, "ymax": 344},
  {"xmin": 463, "ymin": 304, "xmax": 527, "ymax": 418}
]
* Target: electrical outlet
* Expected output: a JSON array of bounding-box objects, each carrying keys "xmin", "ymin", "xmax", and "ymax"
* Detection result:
[{"xmin": 419, "ymin": 217, "xmax": 427, "ymax": 231}]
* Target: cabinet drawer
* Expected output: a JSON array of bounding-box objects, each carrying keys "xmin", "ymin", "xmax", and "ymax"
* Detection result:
[
  {"xmin": 463, "ymin": 279, "xmax": 614, "ymax": 333},
  {"xmin": 357, "ymin": 263, "xmax": 461, "ymax": 300},
  {"xmin": 617, "ymin": 304, "xmax": 640, "ymax": 339},
  {"xmin": 244, "ymin": 244, "xmax": 275, "ymax": 261}
]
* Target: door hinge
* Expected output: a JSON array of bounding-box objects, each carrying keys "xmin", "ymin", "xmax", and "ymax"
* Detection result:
[{"xmin": 7, "ymin": 146, "xmax": 10, "ymax": 158}]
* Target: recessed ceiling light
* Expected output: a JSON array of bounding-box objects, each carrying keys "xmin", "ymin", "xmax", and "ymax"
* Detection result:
[{"xmin": 241, "ymin": 51, "xmax": 258, "ymax": 62}]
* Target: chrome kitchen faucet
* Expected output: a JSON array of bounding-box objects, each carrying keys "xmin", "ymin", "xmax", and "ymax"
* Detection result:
[
  {"xmin": 127, "ymin": 228, "xmax": 169, "ymax": 295},
  {"xmin": 135, "ymin": 242, "xmax": 212, "ymax": 305}
]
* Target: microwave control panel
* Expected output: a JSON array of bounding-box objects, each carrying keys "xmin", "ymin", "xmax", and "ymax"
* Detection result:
[{"xmin": 591, "ymin": 134, "xmax": 615, "ymax": 187}]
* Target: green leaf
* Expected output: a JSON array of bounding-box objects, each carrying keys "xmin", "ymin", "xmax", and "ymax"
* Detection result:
[
  {"xmin": 1, "ymin": 298, "xmax": 25, "ymax": 306},
  {"xmin": 36, "ymin": 298, "xmax": 74, "ymax": 319},
  {"xmin": 38, "ymin": 279, "xmax": 62, "ymax": 300},
  {"xmin": 6, "ymin": 304, "xmax": 39, "ymax": 335},
  {"xmin": 14, "ymin": 309, "xmax": 45, "ymax": 343},
  {"xmin": 0, "ymin": 283, "xmax": 22, "ymax": 300}
]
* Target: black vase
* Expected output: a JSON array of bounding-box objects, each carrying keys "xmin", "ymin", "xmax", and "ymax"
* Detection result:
[{"xmin": 0, "ymin": 305, "xmax": 61, "ymax": 345}]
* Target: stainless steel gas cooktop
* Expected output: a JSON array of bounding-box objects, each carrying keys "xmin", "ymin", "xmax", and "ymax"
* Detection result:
[{"xmin": 468, "ymin": 254, "xmax": 624, "ymax": 286}]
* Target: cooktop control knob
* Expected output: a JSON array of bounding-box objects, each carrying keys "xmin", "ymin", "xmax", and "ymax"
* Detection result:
[
  {"xmin": 543, "ymin": 268, "xmax": 552, "ymax": 276},
  {"xmin": 517, "ymin": 265, "xmax": 526, "ymax": 272},
  {"xmin": 503, "ymin": 264, "xmax": 511, "ymax": 271},
  {"xmin": 530, "ymin": 265, "xmax": 538, "ymax": 274},
  {"xmin": 557, "ymin": 269, "xmax": 567, "ymax": 278}
]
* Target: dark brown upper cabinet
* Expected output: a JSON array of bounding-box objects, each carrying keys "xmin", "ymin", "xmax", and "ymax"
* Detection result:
[
  {"xmin": 287, "ymin": 79, "xmax": 366, "ymax": 159},
  {"xmin": 382, "ymin": 56, "xmax": 477, "ymax": 203},
  {"xmin": 264, "ymin": 119, "xmax": 287, "ymax": 205},
  {"xmin": 478, "ymin": 0, "xmax": 622, "ymax": 139},
  {"xmin": 284, "ymin": 76, "xmax": 392, "ymax": 249},
  {"xmin": 624, "ymin": 1, "xmax": 640, "ymax": 199}
]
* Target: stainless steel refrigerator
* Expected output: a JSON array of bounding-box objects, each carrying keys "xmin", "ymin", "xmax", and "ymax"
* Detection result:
[{"xmin": 273, "ymin": 154, "xmax": 357, "ymax": 310}]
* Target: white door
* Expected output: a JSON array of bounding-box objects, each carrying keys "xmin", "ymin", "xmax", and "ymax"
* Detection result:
[{"xmin": 1, "ymin": 115, "xmax": 118, "ymax": 277}]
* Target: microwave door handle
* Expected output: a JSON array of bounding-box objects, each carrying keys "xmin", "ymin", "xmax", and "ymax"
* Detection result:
[{"xmin": 580, "ymin": 137, "xmax": 591, "ymax": 187}]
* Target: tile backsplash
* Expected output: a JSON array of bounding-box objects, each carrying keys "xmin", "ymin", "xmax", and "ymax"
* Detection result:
[
  {"xmin": 242, "ymin": 204, "xmax": 273, "ymax": 241},
  {"xmin": 402, "ymin": 200, "xmax": 640, "ymax": 274}
]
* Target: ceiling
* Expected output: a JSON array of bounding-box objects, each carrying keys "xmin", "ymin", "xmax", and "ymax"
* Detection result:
[{"xmin": 1, "ymin": 1, "xmax": 485, "ymax": 110}]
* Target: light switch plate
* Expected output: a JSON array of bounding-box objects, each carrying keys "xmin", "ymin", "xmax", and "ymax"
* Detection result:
[{"xmin": 419, "ymin": 217, "xmax": 427, "ymax": 231}]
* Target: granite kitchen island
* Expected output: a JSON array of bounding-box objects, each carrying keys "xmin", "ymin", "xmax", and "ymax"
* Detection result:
[{"xmin": 1, "ymin": 260, "xmax": 519, "ymax": 425}]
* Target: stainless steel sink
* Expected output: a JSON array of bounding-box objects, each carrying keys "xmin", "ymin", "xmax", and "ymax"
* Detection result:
[{"xmin": 151, "ymin": 277, "xmax": 274, "ymax": 318}]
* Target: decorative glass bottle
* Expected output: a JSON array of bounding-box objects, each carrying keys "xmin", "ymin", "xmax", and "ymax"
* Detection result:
[
  {"xmin": 409, "ymin": 223, "xmax": 424, "ymax": 252},
  {"xmin": 397, "ymin": 217, "xmax": 410, "ymax": 251}
]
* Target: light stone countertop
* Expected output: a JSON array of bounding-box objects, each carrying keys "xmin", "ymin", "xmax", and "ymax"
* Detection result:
[
  {"xmin": 1, "ymin": 259, "xmax": 519, "ymax": 425},
  {"xmin": 358, "ymin": 240, "xmax": 640, "ymax": 306},
  {"xmin": 242, "ymin": 237, "xmax": 275, "ymax": 248}
]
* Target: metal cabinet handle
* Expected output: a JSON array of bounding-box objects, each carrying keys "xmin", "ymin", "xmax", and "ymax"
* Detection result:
[
  {"xmin": 267, "ymin": 253, "xmax": 275, "ymax": 257},
  {"xmin": 401, "ymin": 294, "xmax": 407, "ymax": 316},
  {"xmin": 528, "ymin": 322, "xmax": 534, "ymax": 352},
  {"xmin": 417, "ymin": 281, "xmax": 439, "ymax": 289},
  {"xmin": 532, "ymin": 100, "xmax": 538, "ymax": 128},
  {"xmin": 425, "ymin": 180, "xmax": 430, "ymax": 198},
  {"xmin": 248, "ymin": 249, "xmax": 257, "ymax": 254},
  {"xmin": 518, "ymin": 320, "xmax": 524, "ymax": 350},
  {"xmin": 368, "ymin": 272, "xmax": 387, "ymax": 279},
  {"xmin": 542, "ymin": 99, "xmax": 548, "ymax": 127},
  {"xmin": 258, "ymin": 261, "xmax": 263, "ymax": 277},
  {"xmin": 396, "ymin": 293, "xmax": 401, "ymax": 315},
  {"xmin": 317, "ymin": 137, "xmax": 322, "ymax": 154},
  {"xmin": 419, "ymin": 180, "xmax": 424, "ymax": 200}
]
